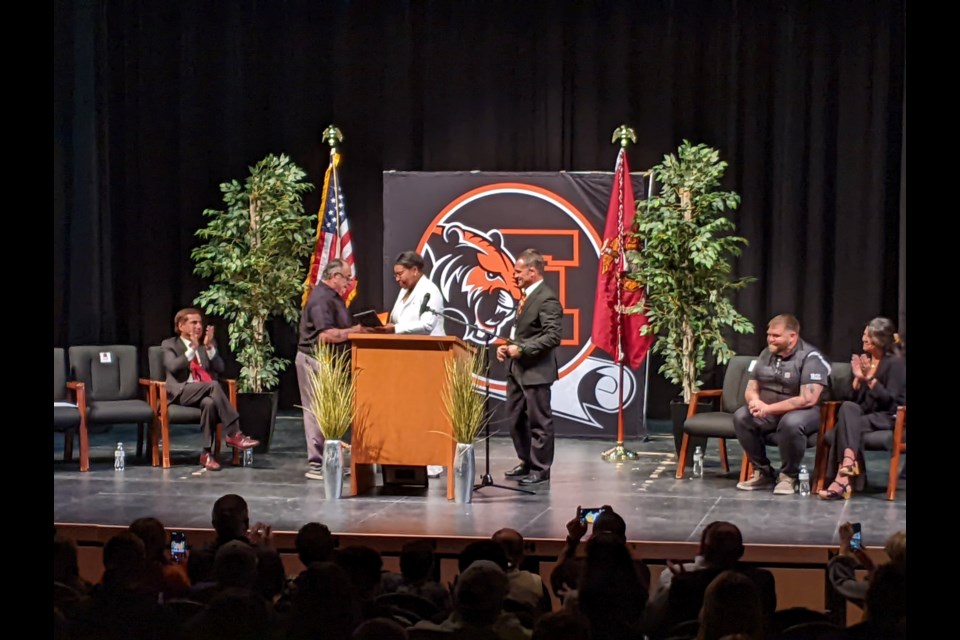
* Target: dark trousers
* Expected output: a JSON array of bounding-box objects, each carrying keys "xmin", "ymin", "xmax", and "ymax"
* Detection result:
[
  {"xmin": 173, "ymin": 381, "xmax": 240, "ymax": 449},
  {"xmin": 733, "ymin": 405, "xmax": 820, "ymax": 477},
  {"xmin": 824, "ymin": 401, "xmax": 894, "ymax": 491},
  {"xmin": 505, "ymin": 377, "xmax": 555, "ymax": 475}
]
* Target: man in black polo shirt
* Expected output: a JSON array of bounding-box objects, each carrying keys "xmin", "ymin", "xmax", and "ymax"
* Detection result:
[
  {"xmin": 296, "ymin": 258, "xmax": 366, "ymax": 480},
  {"xmin": 734, "ymin": 314, "xmax": 830, "ymax": 495}
]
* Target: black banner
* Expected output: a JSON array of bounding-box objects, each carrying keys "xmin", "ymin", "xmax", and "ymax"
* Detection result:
[{"xmin": 382, "ymin": 172, "xmax": 648, "ymax": 439}]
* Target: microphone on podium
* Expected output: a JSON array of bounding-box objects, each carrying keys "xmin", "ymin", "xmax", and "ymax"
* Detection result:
[{"xmin": 419, "ymin": 292, "xmax": 432, "ymax": 317}]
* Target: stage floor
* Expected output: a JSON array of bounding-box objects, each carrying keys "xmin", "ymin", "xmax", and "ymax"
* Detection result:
[{"xmin": 54, "ymin": 411, "xmax": 906, "ymax": 550}]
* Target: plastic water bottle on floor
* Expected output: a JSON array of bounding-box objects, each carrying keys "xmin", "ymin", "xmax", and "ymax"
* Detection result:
[
  {"xmin": 115, "ymin": 443, "xmax": 126, "ymax": 471},
  {"xmin": 692, "ymin": 446, "xmax": 703, "ymax": 478},
  {"xmin": 243, "ymin": 448, "xmax": 254, "ymax": 467},
  {"xmin": 798, "ymin": 464, "xmax": 810, "ymax": 496}
]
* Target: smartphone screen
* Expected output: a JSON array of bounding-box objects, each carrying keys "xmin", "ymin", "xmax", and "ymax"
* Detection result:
[
  {"xmin": 170, "ymin": 531, "xmax": 187, "ymax": 563},
  {"xmin": 849, "ymin": 523, "xmax": 862, "ymax": 551},
  {"xmin": 578, "ymin": 507, "xmax": 605, "ymax": 525}
]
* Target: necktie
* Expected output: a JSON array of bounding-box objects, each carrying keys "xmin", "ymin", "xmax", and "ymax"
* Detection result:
[
  {"xmin": 190, "ymin": 354, "xmax": 213, "ymax": 383},
  {"xmin": 516, "ymin": 292, "xmax": 527, "ymax": 319}
]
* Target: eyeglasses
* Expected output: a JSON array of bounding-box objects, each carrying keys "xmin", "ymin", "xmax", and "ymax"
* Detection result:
[{"xmin": 335, "ymin": 272, "xmax": 354, "ymax": 281}]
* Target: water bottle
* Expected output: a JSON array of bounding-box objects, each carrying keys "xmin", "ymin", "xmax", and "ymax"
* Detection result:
[
  {"xmin": 114, "ymin": 443, "xmax": 126, "ymax": 471},
  {"xmin": 243, "ymin": 448, "xmax": 254, "ymax": 467},
  {"xmin": 798, "ymin": 464, "xmax": 810, "ymax": 496},
  {"xmin": 692, "ymin": 446, "xmax": 704, "ymax": 478}
]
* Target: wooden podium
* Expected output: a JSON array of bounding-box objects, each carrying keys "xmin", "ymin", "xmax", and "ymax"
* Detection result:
[{"xmin": 349, "ymin": 334, "xmax": 472, "ymax": 500}]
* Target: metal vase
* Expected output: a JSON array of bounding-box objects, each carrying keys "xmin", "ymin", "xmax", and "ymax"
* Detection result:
[
  {"xmin": 322, "ymin": 439, "xmax": 343, "ymax": 500},
  {"xmin": 454, "ymin": 442, "xmax": 476, "ymax": 504}
]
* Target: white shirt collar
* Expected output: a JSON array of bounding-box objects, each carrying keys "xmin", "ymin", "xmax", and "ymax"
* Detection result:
[{"xmin": 523, "ymin": 279, "xmax": 543, "ymax": 297}]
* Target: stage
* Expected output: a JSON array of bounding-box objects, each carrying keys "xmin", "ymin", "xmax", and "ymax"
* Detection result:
[{"xmin": 54, "ymin": 409, "xmax": 905, "ymax": 542}]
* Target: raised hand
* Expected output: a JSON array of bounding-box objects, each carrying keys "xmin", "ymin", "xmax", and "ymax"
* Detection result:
[
  {"xmin": 850, "ymin": 354, "xmax": 864, "ymax": 379},
  {"xmin": 203, "ymin": 325, "xmax": 215, "ymax": 348}
]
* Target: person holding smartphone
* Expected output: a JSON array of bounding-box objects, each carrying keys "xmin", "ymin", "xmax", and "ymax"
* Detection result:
[
  {"xmin": 161, "ymin": 308, "xmax": 260, "ymax": 471},
  {"xmin": 827, "ymin": 521, "xmax": 906, "ymax": 608}
]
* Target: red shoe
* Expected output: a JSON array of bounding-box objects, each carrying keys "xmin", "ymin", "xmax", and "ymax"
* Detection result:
[
  {"xmin": 225, "ymin": 433, "xmax": 260, "ymax": 449},
  {"xmin": 199, "ymin": 452, "xmax": 221, "ymax": 471}
]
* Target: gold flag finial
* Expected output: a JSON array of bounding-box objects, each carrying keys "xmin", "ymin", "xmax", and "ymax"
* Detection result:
[
  {"xmin": 323, "ymin": 125, "xmax": 344, "ymax": 150},
  {"xmin": 611, "ymin": 125, "xmax": 637, "ymax": 148}
]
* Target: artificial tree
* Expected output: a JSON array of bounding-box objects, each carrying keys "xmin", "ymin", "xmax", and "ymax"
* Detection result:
[
  {"xmin": 192, "ymin": 153, "xmax": 315, "ymax": 394},
  {"xmin": 627, "ymin": 140, "xmax": 755, "ymax": 407}
]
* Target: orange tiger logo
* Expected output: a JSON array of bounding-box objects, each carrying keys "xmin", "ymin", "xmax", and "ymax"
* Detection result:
[{"xmin": 423, "ymin": 223, "xmax": 523, "ymax": 345}]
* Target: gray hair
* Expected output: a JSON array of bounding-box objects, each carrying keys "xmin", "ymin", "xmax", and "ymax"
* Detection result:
[
  {"xmin": 321, "ymin": 259, "xmax": 347, "ymax": 281},
  {"xmin": 517, "ymin": 248, "xmax": 546, "ymax": 274}
]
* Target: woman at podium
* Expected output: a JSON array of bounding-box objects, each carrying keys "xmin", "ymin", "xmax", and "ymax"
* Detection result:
[{"xmin": 379, "ymin": 251, "xmax": 445, "ymax": 337}]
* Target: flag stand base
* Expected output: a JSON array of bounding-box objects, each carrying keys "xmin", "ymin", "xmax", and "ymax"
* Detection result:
[{"xmin": 601, "ymin": 442, "xmax": 639, "ymax": 462}]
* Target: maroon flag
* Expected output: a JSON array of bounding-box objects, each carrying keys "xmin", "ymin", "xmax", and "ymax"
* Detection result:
[{"xmin": 591, "ymin": 148, "xmax": 654, "ymax": 368}]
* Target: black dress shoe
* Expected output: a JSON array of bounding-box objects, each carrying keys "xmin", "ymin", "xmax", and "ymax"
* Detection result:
[
  {"xmin": 504, "ymin": 463, "xmax": 530, "ymax": 478},
  {"xmin": 518, "ymin": 472, "xmax": 550, "ymax": 485}
]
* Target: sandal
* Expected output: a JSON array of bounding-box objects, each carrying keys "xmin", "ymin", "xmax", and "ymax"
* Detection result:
[
  {"xmin": 838, "ymin": 458, "xmax": 861, "ymax": 478},
  {"xmin": 818, "ymin": 481, "xmax": 852, "ymax": 501}
]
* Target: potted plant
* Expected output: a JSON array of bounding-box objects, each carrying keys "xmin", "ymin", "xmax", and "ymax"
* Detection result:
[
  {"xmin": 192, "ymin": 153, "xmax": 315, "ymax": 451},
  {"xmin": 626, "ymin": 141, "xmax": 755, "ymax": 453},
  {"xmin": 303, "ymin": 342, "xmax": 356, "ymax": 500},
  {"xmin": 442, "ymin": 348, "xmax": 489, "ymax": 503}
]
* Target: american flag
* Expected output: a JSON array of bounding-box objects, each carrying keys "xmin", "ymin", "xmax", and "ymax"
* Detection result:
[{"xmin": 302, "ymin": 150, "xmax": 357, "ymax": 307}]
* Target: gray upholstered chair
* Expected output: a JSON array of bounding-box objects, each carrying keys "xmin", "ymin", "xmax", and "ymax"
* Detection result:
[
  {"xmin": 54, "ymin": 348, "xmax": 89, "ymax": 471},
  {"xmin": 67, "ymin": 345, "xmax": 156, "ymax": 462},
  {"xmin": 147, "ymin": 346, "xmax": 239, "ymax": 468},
  {"xmin": 675, "ymin": 355, "xmax": 757, "ymax": 480}
]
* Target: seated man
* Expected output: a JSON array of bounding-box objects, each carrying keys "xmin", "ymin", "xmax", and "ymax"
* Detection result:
[
  {"xmin": 734, "ymin": 313, "xmax": 829, "ymax": 495},
  {"xmin": 161, "ymin": 308, "xmax": 259, "ymax": 471}
]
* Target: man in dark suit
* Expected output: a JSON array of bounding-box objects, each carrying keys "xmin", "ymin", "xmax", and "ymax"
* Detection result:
[
  {"xmin": 496, "ymin": 248, "xmax": 563, "ymax": 486},
  {"xmin": 161, "ymin": 308, "xmax": 259, "ymax": 471}
]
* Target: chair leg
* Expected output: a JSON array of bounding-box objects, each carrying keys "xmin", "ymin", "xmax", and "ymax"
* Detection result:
[
  {"xmin": 887, "ymin": 448, "xmax": 902, "ymax": 501},
  {"xmin": 64, "ymin": 432, "xmax": 74, "ymax": 462},
  {"xmin": 214, "ymin": 424, "xmax": 222, "ymax": 457},
  {"xmin": 739, "ymin": 452, "xmax": 752, "ymax": 483},
  {"xmin": 161, "ymin": 418, "xmax": 172, "ymax": 469},
  {"xmin": 151, "ymin": 417, "xmax": 161, "ymax": 467},
  {"xmin": 137, "ymin": 423, "xmax": 145, "ymax": 459},
  {"xmin": 676, "ymin": 433, "xmax": 691, "ymax": 479},
  {"xmin": 718, "ymin": 439, "xmax": 729, "ymax": 473}
]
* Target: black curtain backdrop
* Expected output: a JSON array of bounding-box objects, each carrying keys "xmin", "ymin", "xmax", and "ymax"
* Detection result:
[{"xmin": 54, "ymin": 0, "xmax": 906, "ymax": 416}]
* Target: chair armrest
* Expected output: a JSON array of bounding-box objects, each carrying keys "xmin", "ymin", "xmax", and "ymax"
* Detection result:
[
  {"xmin": 66, "ymin": 381, "xmax": 87, "ymax": 415},
  {"xmin": 226, "ymin": 379, "xmax": 237, "ymax": 407},
  {"xmin": 893, "ymin": 405, "xmax": 906, "ymax": 450},
  {"xmin": 819, "ymin": 401, "xmax": 841, "ymax": 436},
  {"xmin": 688, "ymin": 389, "xmax": 721, "ymax": 418},
  {"xmin": 138, "ymin": 378, "xmax": 158, "ymax": 409}
]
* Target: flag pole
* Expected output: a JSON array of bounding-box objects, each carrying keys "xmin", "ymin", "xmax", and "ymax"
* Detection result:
[
  {"xmin": 601, "ymin": 126, "xmax": 640, "ymax": 463},
  {"xmin": 323, "ymin": 125, "xmax": 344, "ymax": 257}
]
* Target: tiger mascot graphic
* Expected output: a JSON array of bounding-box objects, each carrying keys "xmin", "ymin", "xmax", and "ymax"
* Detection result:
[{"xmin": 422, "ymin": 223, "xmax": 522, "ymax": 345}]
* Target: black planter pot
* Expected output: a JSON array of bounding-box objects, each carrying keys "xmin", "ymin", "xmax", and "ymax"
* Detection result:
[
  {"xmin": 669, "ymin": 397, "xmax": 712, "ymax": 461},
  {"xmin": 236, "ymin": 392, "xmax": 279, "ymax": 454}
]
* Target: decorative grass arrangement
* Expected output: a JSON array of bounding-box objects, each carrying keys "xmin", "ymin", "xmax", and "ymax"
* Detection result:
[
  {"xmin": 442, "ymin": 349, "xmax": 490, "ymax": 444},
  {"xmin": 304, "ymin": 342, "xmax": 356, "ymax": 441}
]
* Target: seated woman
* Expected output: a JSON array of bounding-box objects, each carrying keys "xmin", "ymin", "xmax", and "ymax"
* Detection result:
[{"xmin": 819, "ymin": 317, "xmax": 906, "ymax": 500}]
